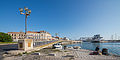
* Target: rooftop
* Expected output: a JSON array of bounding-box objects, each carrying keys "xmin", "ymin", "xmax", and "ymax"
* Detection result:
[
  {"xmin": 8, "ymin": 32, "xmax": 24, "ymax": 34},
  {"xmin": 27, "ymin": 31, "xmax": 50, "ymax": 34}
]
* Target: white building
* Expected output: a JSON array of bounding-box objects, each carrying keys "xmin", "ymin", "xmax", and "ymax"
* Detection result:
[
  {"xmin": 7, "ymin": 32, "xmax": 25, "ymax": 42},
  {"xmin": 27, "ymin": 31, "xmax": 53, "ymax": 42}
]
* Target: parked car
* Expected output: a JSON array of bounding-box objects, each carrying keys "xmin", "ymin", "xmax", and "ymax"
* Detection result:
[{"xmin": 52, "ymin": 43, "xmax": 62, "ymax": 49}]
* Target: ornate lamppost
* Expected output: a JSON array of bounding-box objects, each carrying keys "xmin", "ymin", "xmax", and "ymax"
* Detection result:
[{"xmin": 19, "ymin": 7, "xmax": 31, "ymax": 38}]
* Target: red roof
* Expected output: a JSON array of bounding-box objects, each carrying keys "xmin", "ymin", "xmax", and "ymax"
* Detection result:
[
  {"xmin": 27, "ymin": 31, "xmax": 38, "ymax": 33},
  {"xmin": 27, "ymin": 31, "xmax": 50, "ymax": 34},
  {"xmin": 55, "ymin": 36, "xmax": 59, "ymax": 38},
  {"xmin": 8, "ymin": 31, "xmax": 50, "ymax": 34},
  {"xmin": 8, "ymin": 32, "xmax": 24, "ymax": 34}
]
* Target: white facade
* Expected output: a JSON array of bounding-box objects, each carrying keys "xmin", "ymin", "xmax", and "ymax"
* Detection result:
[
  {"xmin": 7, "ymin": 32, "xmax": 25, "ymax": 42},
  {"xmin": 27, "ymin": 31, "xmax": 52, "ymax": 42}
]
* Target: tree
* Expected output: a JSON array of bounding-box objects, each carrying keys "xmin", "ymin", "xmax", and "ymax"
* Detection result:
[{"xmin": 0, "ymin": 32, "xmax": 13, "ymax": 42}]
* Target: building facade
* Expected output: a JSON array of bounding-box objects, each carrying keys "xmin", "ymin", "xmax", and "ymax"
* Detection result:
[
  {"xmin": 27, "ymin": 31, "xmax": 53, "ymax": 42},
  {"xmin": 7, "ymin": 32, "xmax": 25, "ymax": 42},
  {"xmin": 8, "ymin": 31, "xmax": 55, "ymax": 42}
]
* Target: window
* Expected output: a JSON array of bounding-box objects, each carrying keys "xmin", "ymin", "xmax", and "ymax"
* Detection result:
[
  {"xmin": 14, "ymin": 37, "xmax": 16, "ymax": 39},
  {"xmin": 19, "ymin": 43, "xmax": 23, "ymax": 48},
  {"xmin": 41, "ymin": 34, "xmax": 43, "ymax": 36}
]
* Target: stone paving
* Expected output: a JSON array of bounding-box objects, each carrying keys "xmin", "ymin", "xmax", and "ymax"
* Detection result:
[
  {"xmin": 0, "ymin": 44, "xmax": 18, "ymax": 60},
  {"xmin": 2, "ymin": 49, "xmax": 120, "ymax": 60}
]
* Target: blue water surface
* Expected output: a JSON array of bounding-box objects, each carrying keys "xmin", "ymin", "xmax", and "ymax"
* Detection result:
[{"xmin": 66, "ymin": 42, "xmax": 120, "ymax": 56}]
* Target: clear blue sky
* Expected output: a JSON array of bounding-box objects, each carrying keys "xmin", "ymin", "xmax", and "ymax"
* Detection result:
[{"xmin": 0, "ymin": 0, "xmax": 120, "ymax": 40}]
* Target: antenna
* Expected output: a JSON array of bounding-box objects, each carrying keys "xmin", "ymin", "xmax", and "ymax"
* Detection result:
[
  {"xmin": 115, "ymin": 33, "xmax": 117, "ymax": 40},
  {"xmin": 111, "ymin": 35, "xmax": 113, "ymax": 40}
]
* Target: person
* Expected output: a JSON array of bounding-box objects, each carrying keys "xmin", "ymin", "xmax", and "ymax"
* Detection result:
[
  {"xmin": 95, "ymin": 46, "xmax": 102, "ymax": 55},
  {"xmin": 95, "ymin": 46, "xmax": 100, "ymax": 52},
  {"xmin": 64, "ymin": 46, "xmax": 67, "ymax": 50},
  {"xmin": 89, "ymin": 46, "xmax": 102, "ymax": 55}
]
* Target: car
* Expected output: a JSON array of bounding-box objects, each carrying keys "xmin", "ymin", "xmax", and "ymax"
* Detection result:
[{"xmin": 52, "ymin": 43, "xmax": 62, "ymax": 49}]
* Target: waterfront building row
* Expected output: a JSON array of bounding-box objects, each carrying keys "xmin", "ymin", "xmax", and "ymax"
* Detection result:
[
  {"xmin": 26, "ymin": 31, "xmax": 53, "ymax": 42},
  {"xmin": 7, "ymin": 31, "xmax": 59, "ymax": 42},
  {"xmin": 7, "ymin": 32, "xmax": 25, "ymax": 42}
]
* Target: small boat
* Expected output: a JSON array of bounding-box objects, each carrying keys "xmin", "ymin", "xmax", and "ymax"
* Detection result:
[
  {"xmin": 52, "ymin": 43, "xmax": 62, "ymax": 49},
  {"xmin": 66, "ymin": 46, "xmax": 73, "ymax": 49},
  {"xmin": 73, "ymin": 46, "xmax": 81, "ymax": 49}
]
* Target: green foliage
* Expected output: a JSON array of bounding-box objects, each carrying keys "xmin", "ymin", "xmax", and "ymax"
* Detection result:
[{"xmin": 0, "ymin": 32, "xmax": 13, "ymax": 42}]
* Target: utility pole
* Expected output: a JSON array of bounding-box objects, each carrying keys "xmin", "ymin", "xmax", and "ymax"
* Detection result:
[
  {"xmin": 111, "ymin": 35, "xmax": 113, "ymax": 40},
  {"xmin": 115, "ymin": 33, "xmax": 117, "ymax": 40}
]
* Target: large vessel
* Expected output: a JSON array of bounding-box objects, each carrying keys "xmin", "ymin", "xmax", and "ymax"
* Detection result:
[{"xmin": 91, "ymin": 34, "xmax": 103, "ymax": 43}]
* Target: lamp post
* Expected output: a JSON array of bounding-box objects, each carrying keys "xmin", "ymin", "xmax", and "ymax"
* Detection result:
[{"xmin": 19, "ymin": 7, "xmax": 31, "ymax": 38}]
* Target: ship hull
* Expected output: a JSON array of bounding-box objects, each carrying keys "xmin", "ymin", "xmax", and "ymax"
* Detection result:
[{"xmin": 91, "ymin": 41, "xmax": 100, "ymax": 43}]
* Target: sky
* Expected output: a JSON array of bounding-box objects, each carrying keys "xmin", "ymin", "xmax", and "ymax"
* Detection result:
[{"xmin": 0, "ymin": 0, "xmax": 120, "ymax": 40}]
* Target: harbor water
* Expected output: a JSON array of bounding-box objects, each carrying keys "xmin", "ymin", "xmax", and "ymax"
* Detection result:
[{"xmin": 66, "ymin": 42, "xmax": 120, "ymax": 56}]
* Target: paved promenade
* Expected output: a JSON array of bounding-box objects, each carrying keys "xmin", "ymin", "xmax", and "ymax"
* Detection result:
[
  {"xmin": 0, "ymin": 44, "xmax": 18, "ymax": 60},
  {"xmin": 0, "ymin": 40, "xmax": 63, "ymax": 59},
  {"xmin": 3, "ymin": 49, "xmax": 120, "ymax": 60}
]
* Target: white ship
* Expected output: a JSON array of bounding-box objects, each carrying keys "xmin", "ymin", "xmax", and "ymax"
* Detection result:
[{"xmin": 91, "ymin": 34, "xmax": 103, "ymax": 43}]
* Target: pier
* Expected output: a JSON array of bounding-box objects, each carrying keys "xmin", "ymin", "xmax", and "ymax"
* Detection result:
[
  {"xmin": 71, "ymin": 40, "xmax": 82, "ymax": 43},
  {"xmin": 101, "ymin": 40, "xmax": 120, "ymax": 43},
  {"xmin": 91, "ymin": 40, "xmax": 120, "ymax": 43}
]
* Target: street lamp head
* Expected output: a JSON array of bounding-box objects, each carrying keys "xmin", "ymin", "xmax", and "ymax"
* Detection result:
[
  {"xmin": 19, "ymin": 7, "xmax": 31, "ymax": 15},
  {"xmin": 19, "ymin": 8, "xmax": 23, "ymax": 12},
  {"xmin": 28, "ymin": 9, "xmax": 31, "ymax": 14},
  {"xmin": 24, "ymin": 7, "xmax": 28, "ymax": 11}
]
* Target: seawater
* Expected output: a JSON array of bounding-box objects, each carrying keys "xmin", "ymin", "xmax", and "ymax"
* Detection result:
[{"xmin": 66, "ymin": 42, "xmax": 120, "ymax": 56}]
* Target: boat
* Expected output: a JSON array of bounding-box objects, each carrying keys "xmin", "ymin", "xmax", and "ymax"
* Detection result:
[
  {"xmin": 66, "ymin": 46, "xmax": 73, "ymax": 49},
  {"xmin": 73, "ymin": 46, "xmax": 81, "ymax": 49},
  {"xmin": 91, "ymin": 34, "xmax": 103, "ymax": 43}
]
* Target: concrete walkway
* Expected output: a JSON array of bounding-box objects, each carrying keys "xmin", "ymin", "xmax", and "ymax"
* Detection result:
[
  {"xmin": 4, "ymin": 40, "xmax": 63, "ymax": 55},
  {"xmin": 3, "ymin": 49, "xmax": 120, "ymax": 60}
]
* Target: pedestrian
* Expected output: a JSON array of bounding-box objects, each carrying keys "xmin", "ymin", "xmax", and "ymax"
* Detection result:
[
  {"xmin": 95, "ymin": 46, "xmax": 100, "ymax": 52},
  {"xmin": 95, "ymin": 46, "xmax": 102, "ymax": 55},
  {"xmin": 64, "ymin": 46, "xmax": 67, "ymax": 50}
]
